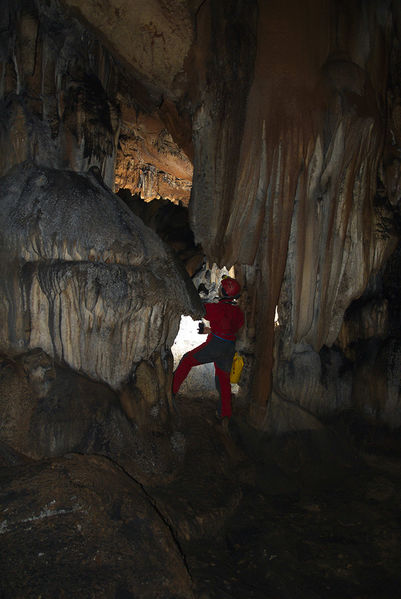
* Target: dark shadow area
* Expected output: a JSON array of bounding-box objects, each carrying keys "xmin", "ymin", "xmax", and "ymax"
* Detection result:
[
  {"xmin": 117, "ymin": 188, "xmax": 204, "ymax": 278},
  {"xmin": 1, "ymin": 391, "xmax": 401, "ymax": 598},
  {"xmin": 148, "ymin": 395, "xmax": 401, "ymax": 599}
]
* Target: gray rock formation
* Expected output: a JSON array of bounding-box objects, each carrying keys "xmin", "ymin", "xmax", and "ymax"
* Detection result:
[
  {"xmin": 0, "ymin": 453, "xmax": 194, "ymax": 598},
  {"xmin": 0, "ymin": 162, "xmax": 202, "ymax": 390}
]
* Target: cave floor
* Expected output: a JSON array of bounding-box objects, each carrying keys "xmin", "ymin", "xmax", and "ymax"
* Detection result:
[
  {"xmin": 150, "ymin": 394, "xmax": 401, "ymax": 599},
  {"xmin": 2, "ymin": 393, "xmax": 401, "ymax": 598}
]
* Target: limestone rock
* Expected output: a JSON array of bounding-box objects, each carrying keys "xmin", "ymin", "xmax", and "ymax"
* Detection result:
[
  {"xmin": 115, "ymin": 108, "xmax": 193, "ymax": 203},
  {"xmin": 0, "ymin": 349, "xmax": 136, "ymax": 460},
  {"xmin": 272, "ymin": 342, "xmax": 352, "ymax": 420},
  {"xmin": 0, "ymin": 0, "xmax": 122, "ymax": 185},
  {"xmin": 0, "ymin": 162, "xmax": 202, "ymax": 389},
  {"xmin": 353, "ymin": 337, "xmax": 401, "ymax": 429},
  {"xmin": 0, "ymin": 348, "xmax": 192, "ymax": 488},
  {"xmin": 60, "ymin": 0, "xmax": 193, "ymax": 100},
  {"xmin": 118, "ymin": 189, "xmax": 204, "ymax": 276},
  {"xmin": 187, "ymin": 1, "xmax": 400, "ymax": 423},
  {"xmin": 2, "ymin": 0, "xmax": 401, "ymax": 432},
  {"xmin": 0, "ymin": 453, "xmax": 194, "ymax": 598},
  {"xmin": 337, "ymin": 297, "xmax": 390, "ymax": 357},
  {"xmin": 262, "ymin": 391, "xmax": 325, "ymax": 436}
]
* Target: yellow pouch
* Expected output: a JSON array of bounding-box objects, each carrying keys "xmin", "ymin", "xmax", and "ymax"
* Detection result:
[{"xmin": 230, "ymin": 352, "xmax": 244, "ymax": 384}]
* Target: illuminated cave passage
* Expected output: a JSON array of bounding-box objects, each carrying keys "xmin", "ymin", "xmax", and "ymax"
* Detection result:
[{"xmin": 1, "ymin": 0, "xmax": 401, "ymax": 597}]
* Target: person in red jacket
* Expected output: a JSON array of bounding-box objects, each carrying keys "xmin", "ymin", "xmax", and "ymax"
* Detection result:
[{"xmin": 172, "ymin": 276, "xmax": 244, "ymax": 422}]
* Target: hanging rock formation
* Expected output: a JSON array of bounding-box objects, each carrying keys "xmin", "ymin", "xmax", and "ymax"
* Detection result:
[{"xmin": 115, "ymin": 102, "xmax": 193, "ymax": 203}]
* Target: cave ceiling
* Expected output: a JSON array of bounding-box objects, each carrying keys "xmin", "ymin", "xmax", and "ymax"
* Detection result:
[{"xmin": 60, "ymin": 0, "xmax": 196, "ymax": 202}]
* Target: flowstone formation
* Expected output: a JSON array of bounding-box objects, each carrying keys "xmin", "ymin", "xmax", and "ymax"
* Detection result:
[
  {"xmin": 1, "ymin": 0, "xmax": 400, "ymax": 437},
  {"xmin": 0, "ymin": 162, "xmax": 202, "ymax": 393},
  {"xmin": 187, "ymin": 0, "xmax": 401, "ymax": 429}
]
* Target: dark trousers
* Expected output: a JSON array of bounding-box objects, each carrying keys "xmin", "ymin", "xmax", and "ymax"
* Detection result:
[{"xmin": 172, "ymin": 334, "xmax": 235, "ymax": 418}]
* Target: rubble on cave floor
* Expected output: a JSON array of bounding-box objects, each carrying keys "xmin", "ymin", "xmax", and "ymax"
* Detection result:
[{"xmin": 1, "ymin": 393, "xmax": 401, "ymax": 599}]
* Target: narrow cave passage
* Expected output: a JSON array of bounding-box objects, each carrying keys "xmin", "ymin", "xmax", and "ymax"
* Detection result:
[{"xmin": 171, "ymin": 262, "xmax": 240, "ymax": 398}]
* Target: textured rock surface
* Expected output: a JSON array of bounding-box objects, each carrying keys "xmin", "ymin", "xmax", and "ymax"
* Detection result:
[
  {"xmin": 0, "ymin": 453, "xmax": 194, "ymax": 599},
  {"xmin": 187, "ymin": 0, "xmax": 401, "ymax": 427},
  {"xmin": 1, "ymin": 0, "xmax": 401, "ymax": 433},
  {"xmin": 0, "ymin": 0, "xmax": 122, "ymax": 185},
  {"xmin": 0, "ymin": 349, "xmax": 135, "ymax": 459},
  {"xmin": 0, "ymin": 0, "xmax": 193, "ymax": 200},
  {"xmin": 0, "ymin": 349, "xmax": 195, "ymax": 488},
  {"xmin": 115, "ymin": 102, "xmax": 193, "ymax": 203},
  {"xmin": 0, "ymin": 162, "xmax": 202, "ymax": 389},
  {"xmin": 60, "ymin": 0, "xmax": 193, "ymax": 101},
  {"xmin": 118, "ymin": 189, "xmax": 204, "ymax": 276}
]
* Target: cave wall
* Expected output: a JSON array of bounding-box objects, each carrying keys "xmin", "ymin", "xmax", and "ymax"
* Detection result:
[
  {"xmin": 0, "ymin": 0, "xmax": 192, "ymax": 198},
  {"xmin": 1, "ymin": 0, "xmax": 400, "ymax": 433},
  {"xmin": 188, "ymin": 0, "xmax": 401, "ymax": 428},
  {"xmin": 0, "ymin": 0, "xmax": 122, "ymax": 185}
]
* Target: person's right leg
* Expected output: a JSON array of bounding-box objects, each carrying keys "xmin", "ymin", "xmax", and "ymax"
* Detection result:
[
  {"xmin": 214, "ymin": 365, "xmax": 232, "ymax": 418},
  {"xmin": 173, "ymin": 352, "xmax": 201, "ymax": 394}
]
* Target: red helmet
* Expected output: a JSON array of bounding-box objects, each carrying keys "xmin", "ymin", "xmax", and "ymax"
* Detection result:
[{"xmin": 220, "ymin": 276, "xmax": 241, "ymax": 298}]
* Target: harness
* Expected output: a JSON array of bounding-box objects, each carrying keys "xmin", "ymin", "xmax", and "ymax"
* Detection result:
[{"xmin": 212, "ymin": 332, "xmax": 235, "ymax": 343}]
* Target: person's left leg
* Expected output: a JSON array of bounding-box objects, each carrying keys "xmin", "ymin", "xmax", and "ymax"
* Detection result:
[{"xmin": 214, "ymin": 365, "xmax": 232, "ymax": 418}]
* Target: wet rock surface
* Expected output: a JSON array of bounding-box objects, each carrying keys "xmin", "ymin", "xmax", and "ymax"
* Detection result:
[{"xmin": 3, "ymin": 394, "xmax": 398, "ymax": 598}]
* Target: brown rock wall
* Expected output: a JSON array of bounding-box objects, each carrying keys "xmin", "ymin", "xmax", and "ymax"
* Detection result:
[
  {"xmin": 187, "ymin": 0, "xmax": 400, "ymax": 426},
  {"xmin": 60, "ymin": 0, "xmax": 193, "ymax": 100},
  {"xmin": 115, "ymin": 107, "xmax": 192, "ymax": 202}
]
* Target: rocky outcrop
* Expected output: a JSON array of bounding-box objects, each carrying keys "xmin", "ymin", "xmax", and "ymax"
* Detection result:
[
  {"xmin": 0, "ymin": 453, "xmax": 194, "ymax": 598},
  {"xmin": 0, "ymin": 162, "xmax": 202, "ymax": 391},
  {"xmin": 0, "ymin": 349, "xmax": 136, "ymax": 459},
  {"xmin": 0, "ymin": 0, "xmax": 123, "ymax": 185},
  {"xmin": 115, "ymin": 103, "xmax": 193, "ymax": 203},
  {"xmin": 60, "ymin": 0, "xmax": 193, "ymax": 102}
]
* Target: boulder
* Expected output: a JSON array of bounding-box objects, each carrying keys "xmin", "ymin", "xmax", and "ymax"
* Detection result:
[
  {"xmin": 0, "ymin": 453, "xmax": 195, "ymax": 598},
  {"xmin": 0, "ymin": 162, "xmax": 202, "ymax": 390}
]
